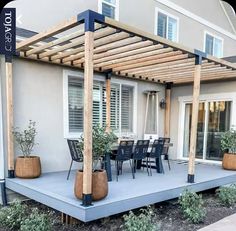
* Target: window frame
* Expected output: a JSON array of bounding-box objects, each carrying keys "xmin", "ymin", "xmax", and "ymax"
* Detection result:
[
  {"xmin": 98, "ymin": 0, "xmax": 119, "ymax": 20},
  {"xmin": 203, "ymin": 31, "xmax": 224, "ymax": 58},
  {"xmin": 63, "ymin": 70, "xmax": 137, "ymax": 138},
  {"xmin": 154, "ymin": 8, "xmax": 179, "ymax": 42}
]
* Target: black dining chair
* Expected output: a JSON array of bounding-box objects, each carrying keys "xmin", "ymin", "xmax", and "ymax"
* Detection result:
[
  {"xmin": 147, "ymin": 139, "xmax": 165, "ymax": 175},
  {"xmin": 67, "ymin": 139, "xmax": 83, "ymax": 180},
  {"xmin": 132, "ymin": 140, "xmax": 150, "ymax": 178},
  {"xmin": 158, "ymin": 137, "xmax": 171, "ymax": 170},
  {"xmin": 115, "ymin": 140, "xmax": 134, "ymax": 181}
]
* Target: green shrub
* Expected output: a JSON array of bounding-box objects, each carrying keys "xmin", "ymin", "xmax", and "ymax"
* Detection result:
[
  {"xmin": 216, "ymin": 184, "xmax": 236, "ymax": 207},
  {"xmin": 178, "ymin": 189, "xmax": 206, "ymax": 223},
  {"xmin": 123, "ymin": 206, "xmax": 158, "ymax": 231},
  {"xmin": 0, "ymin": 200, "xmax": 27, "ymax": 230},
  {"xmin": 20, "ymin": 208, "xmax": 52, "ymax": 231}
]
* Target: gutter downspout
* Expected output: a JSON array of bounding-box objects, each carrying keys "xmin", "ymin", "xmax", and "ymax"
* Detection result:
[{"xmin": 0, "ymin": 57, "xmax": 7, "ymax": 206}]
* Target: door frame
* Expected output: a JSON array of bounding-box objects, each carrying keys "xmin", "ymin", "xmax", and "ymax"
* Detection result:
[{"xmin": 177, "ymin": 92, "xmax": 236, "ymax": 163}]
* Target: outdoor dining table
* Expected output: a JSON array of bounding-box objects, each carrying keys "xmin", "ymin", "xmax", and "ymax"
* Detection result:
[{"xmin": 103, "ymin": 141, "xmax": 173, "ymax": 182}]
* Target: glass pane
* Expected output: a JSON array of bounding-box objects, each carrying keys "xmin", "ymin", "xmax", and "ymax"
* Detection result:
[
  {"xmin": 206, "ymin": 101, "xmax": 231, "ymax": 161},
  {"xmin": 145, "ymin": 93, "xmax": 157, "ymax": 134},
  {"xmin": 102, "ymin": 3, "xmax": 115, "ymax": 18},
  {"xmin": 205, "ymin": 34, "xmax": 214, "ymax": 55},
  {"xmin": 214, "ymin": 38, "xmax": 223, "ymax": 58},
  {"xmin": 157, "ymin": 12, "xmax": 167, "ymax": 38},
  {"xmin": 168, "ymin": 17, "xmax": 177, "ymax": 42},
  {"xmin": 183, "ymin": 103, "xmax": 205, "ymax": 159},
  {"xmin": 104, "ymin": 0, "xmax": 116, "ymax": 4}
]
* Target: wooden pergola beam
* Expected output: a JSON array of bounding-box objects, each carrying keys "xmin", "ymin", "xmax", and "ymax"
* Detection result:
[
  {"xmin": 164, "ymin": 83, "xmax": 172, "ymax": 138},
  {"xmin": 105, "ymin": 73, "xmax": 111, "ymax": 133},
  {"xmin": 16, "ymin": 16, "xmax": 78, "ymax": 50}
]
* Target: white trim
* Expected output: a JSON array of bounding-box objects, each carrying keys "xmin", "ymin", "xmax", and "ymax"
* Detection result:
[
  {"xmin": 155, "ymin": 0, "xmax": 236, "ymax": 41},
  {"xmin": 177, "ymin": 92, "xmax": 236, "ymax": 162},
  {"xmin": 203, "ymin": 31, "xmax": 224, "ymax": 58},
  {"xmin": 0, "ymin": 64, "xmax": 5, "ymax": 179},
  {"xmin": 154, "ymin": 7, "xmax": 179, "ymax": 42},
  {"xmin": 98, "ymin": 0, "xmax": 119, "ymax": 20}
]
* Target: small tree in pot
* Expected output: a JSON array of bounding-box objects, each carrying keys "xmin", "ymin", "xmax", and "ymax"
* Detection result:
[
  {"xmin": 221, "ymin": 126, "xmax": 236, "ymax": 170},
  {"xmin": 74, "ymin": 124, "xmax": 117, "ymax": 201},
  {"xmin": 13, "ymin": 120, "xmax": 41, "ymax": 178}
]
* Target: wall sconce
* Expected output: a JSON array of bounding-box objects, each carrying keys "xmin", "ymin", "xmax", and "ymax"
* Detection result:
[{"xmin": 160, "ymin": 99, "xmax": 166, "ymax": 109}]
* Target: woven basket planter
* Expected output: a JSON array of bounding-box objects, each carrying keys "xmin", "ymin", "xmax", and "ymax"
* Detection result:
[
  {"xmin": 15, "ymin": 156, "xmax": 41, "ymax": 178},
  {"xmin": 74, "ymin": 169, "xmax": 108, "ymax": 201},
  {"xmin": 222, "ymin": 153, "xmax": 236, "ymax": 170}
]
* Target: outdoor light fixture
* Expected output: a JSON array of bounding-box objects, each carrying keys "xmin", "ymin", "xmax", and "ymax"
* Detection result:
[{"xmin": 160, "ymin": 99, "xmax": 166, "ymax": 109}]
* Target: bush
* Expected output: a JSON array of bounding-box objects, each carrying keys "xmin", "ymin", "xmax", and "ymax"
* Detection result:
[
  {"xmin": 20, "ymin": 208, "xmax": 52, "ymax": 231},
  {"xmin": 178, "ymin": 189, "xmax": 206, "ymax": 223},
  {"xmin": 216, "ymin": 184, "xmax": 236, "ymax": 207},
  {"xmin": 0, "ymin": 200, "xmax": 27, "ymax": 230},
  {"xmin": 123, "ymin": 206, "xmax": 158, "ymax": 231}
]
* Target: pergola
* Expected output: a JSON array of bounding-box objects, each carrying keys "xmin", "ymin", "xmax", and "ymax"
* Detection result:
[{"xmin": 5, "ymin": 10, "xmax": 236, "ymax": 206}]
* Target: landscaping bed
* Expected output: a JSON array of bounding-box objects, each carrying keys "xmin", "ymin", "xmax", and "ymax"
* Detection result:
[{"xmin": 0, "ymin": 189, "xmax": 236, "ymax": 231}]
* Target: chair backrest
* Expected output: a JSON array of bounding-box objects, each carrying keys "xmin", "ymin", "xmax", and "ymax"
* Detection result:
[
  {"xmin": 158, "ymin": 137, "xmax": 170, "ymax": 156},
  {"xmin": 116, "ymin": 140, "xmax": 134, "ymax": 161},
  {"xmin": 149, "ymin": 139, "xmax": 164, "ymax": 158},
  {"xmin": 133, "ymin": 140, "xmax": 150, "ymax": 160},
  {"xmin": 67, "ymin": 139, "xmax": 83, "ymax": 162}
]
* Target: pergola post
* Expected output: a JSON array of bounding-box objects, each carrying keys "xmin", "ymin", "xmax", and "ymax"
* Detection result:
[
  {"xmin": 105, "ymin": 72, "xmax": 112, "ymax": 133},
  {"xmin": 82, "ymin": 30, "xmax": 94, "ymax": 207},
  {"xmin": 5, "ymin": 56, "xmax": 15, "ymax": 178},
  {"xmin": 164, "ymin": 83, "xmax": 172, "ymax": 138},
  {"xmin": 187, "ymin": 54, "xmax": 202, "ymax": 183}
]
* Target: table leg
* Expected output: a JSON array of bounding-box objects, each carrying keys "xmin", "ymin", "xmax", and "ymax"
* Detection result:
[
  {"xmin": 155, "ymin": 156, "xmax": 164, "ymax": 173},
  {"xmin": 104, "ymin": 153, "xmax": 112, "ymax": 182}
]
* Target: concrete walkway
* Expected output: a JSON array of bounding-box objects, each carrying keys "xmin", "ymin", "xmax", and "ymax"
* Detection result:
[{"xmin": 198, "ymin": 214, "xmax": 236, "ymax": 231}]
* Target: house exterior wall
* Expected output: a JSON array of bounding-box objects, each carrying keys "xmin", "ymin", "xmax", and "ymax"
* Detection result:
[
  {"xmin": 0, "ymin": 57, "xmax": 165, "ymax": 173},
  {"xmin": 9, "ymin": 0, "xmax": 236, "ymax": 57}
]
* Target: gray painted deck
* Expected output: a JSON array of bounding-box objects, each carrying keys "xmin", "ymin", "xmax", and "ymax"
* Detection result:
[{"xmin": 6, "ymin": 161, "xmax": 236, "ymax": 222}]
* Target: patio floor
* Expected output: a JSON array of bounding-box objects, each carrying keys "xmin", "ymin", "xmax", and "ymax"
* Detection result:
[{"xmin": 5, "ymin": 161, "xmax": 236, "ymax": 222}]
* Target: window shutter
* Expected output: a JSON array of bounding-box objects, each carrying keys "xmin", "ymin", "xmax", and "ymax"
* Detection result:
[
  {"xmin": 68, "ymin": 77, "xmax": 83, "ymax": 132},
  {"xmin": 168, "ymin": 17, "xmax": 177, "ymax": 42},
  {"xmin": 214, "ymin": 38, "xmax": 223, "ymax": 58},
  {"xmin": 205, "ymin": 34, "xmax": 214, "ymax": 55},
  {"xmin": 121, "ymin": 85, "xmax": 133, "ymax": 133},
  {"xmin": 157, "ymin": 12, "xmax": 167, "ymax": 38},
  {"xmin": 93, "ymin": 84, "xmax": 102, "ymax": 126},
  {"xmin": 102, "ymin": 2, "xmax": 115, "ymax": 18}
]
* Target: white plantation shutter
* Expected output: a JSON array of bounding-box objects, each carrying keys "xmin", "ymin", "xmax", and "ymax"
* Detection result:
[
  {"xmin": 214, "ymin": 38, "xmax": 223, "ymax": 58},
  {"xmin": 121, "ymin": 85, "xmax": 133, "ymax": 133},
  {"xmin": 68, "ymin": 77, "xmax": 83, "ymax": 132},
  {"xmin": 157, "ymin": 12, "xmax": 167, "ymax": 38},
  {"xmin": 205, "ymin": 34, "xmax": 214, "ymax": 56},
  {"xmin": 168, "ymin": 17, "xmax": 177, "ymax": 42},
  {"xmin": 93, "ymin": 84, "xmax": 102, "ymax": 126}
]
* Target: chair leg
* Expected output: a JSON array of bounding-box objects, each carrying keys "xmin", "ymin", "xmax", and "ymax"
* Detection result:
[
  {"xmin": 67, "ymin": 160, "xmax": 73, "ymax": 180},
  {"xmin": 132, "ymin": 159, "xmax": 136, "ymax": 179},
  {"xmin": 116, "ymin": 161, "xmax": 119, "ymax": 182},
  {"xmin": 149, "ymin": 158, "xmax": 152, "ymax": 176},
  {"xmin": 146, "ymin": 158, "xmax": 149, "ymax": 176}
]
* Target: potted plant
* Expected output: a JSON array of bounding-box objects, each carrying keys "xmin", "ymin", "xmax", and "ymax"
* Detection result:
[
  {"xmin": 74, "ymin": 124, "xmax": 117, "ymax": 201},
  {"xmin": 221, "ymin": 127, "xmax": 236, "ymax": 170},
  {"xmin": 13, "ymin": 120, "xmax": 41, "ymax": 178}
]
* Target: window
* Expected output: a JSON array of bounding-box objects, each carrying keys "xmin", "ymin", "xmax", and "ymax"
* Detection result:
[
  {"xmin": 204, "ymin": 33, "xmax": 223, "ymax": 58},
  {"xmin": 98, "ymin": 0, "xmax": 119, "ymax": 20},
  {"xmin": 155, "ymin": 9, "xmax": 178, "ymax": 42},
  {"xmin": 64, "ymin": 71, "xmax": 136, "ymax": 137}
]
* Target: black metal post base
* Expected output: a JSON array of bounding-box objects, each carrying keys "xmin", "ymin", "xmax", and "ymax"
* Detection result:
[
  {"xmin": 187, "ymin": 174, "xmax": 195, "ymax": 183},
  {"xmin": 81, "ymin": 194, "xmax": 93, "ymax": 207},
  {"xmin": 0, "ymin": 180, "xmax": 8, "ymax": 206},
  {"xmin": 8, "ymin": 170, "xmax": 15, "ymax": 178}
]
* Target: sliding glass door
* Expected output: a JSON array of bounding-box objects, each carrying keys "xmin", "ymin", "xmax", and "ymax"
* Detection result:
[{"xmin": 183, "ymin": 100, "xmax": 231, "ymax": 161}]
